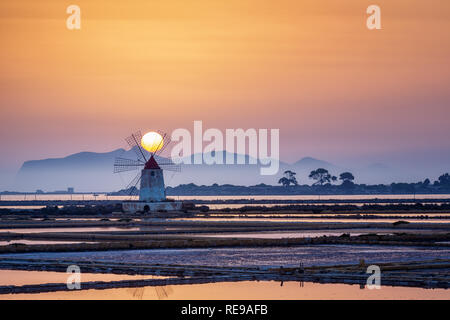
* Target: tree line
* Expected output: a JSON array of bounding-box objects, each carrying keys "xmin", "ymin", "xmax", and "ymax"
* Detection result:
[
  {"xmin": 278, "ymin": 169, "xmax": 354, "ymax": 187},
  {"xmin": 161, "ymin": 171, "xmax": 450, "ymax": 196},
  {"xmin": 278, "ymin": 168, "xmax": 450, "ymax": 193}
]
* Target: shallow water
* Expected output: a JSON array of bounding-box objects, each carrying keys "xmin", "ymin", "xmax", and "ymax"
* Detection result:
[
  {"xmin": 211, "ymin": 213, "xmax": 450, "ymax": 217},
  {"xmin": 0, "ymin": 240, "xmax": 97, "ymax": 246},
  {"xmin": 0, "ymin": 244, "xmax": 448, "ymax": 300},
  {"xmin": 0, "ymin": 276, "xmax": 448, "ymax": 300},
  {"xmin": 0, "ymin": 227, "xmax": 140, "ymax": 234},
  {"xmin": 172, "ymin": 217, "xmax": 450, "ymax": 224},
  {"xmin": 194, "ymin": 231, "xmax": 373, "ymax": 239},
  {"xmin": 0, "ymin": 269, "xmax": 162, "ymax": 286},
  {"xmin": 193, "ymin": 228, "xmax": 447, "ymax": 239},
  {"xmin": 3, "ymin": 194, "xmax": 450, "ymax": 202},
  {"xmin": 4, "ymin": 245, "xmax": 449, "ymax": 268},
  {"xmin": 176, "ymin": 194, "xmax": 450, "ymax": 201}
]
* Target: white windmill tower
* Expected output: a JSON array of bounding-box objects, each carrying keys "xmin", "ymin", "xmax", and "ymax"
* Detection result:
[{"xmin": 114, "ymin": 131, "xmax": 182, "ymax": 213}]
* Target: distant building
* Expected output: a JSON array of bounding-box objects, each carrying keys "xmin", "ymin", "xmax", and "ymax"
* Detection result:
[
  {"xmin": 67, "ymin": 187, "xmax": 74, "ymax": 194},
  {"xmin": 36, "ymin": 189, "xmax": 44, "ymax": 194}
]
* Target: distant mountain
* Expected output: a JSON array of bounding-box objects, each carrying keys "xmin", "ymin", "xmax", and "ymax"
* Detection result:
[
  {"xmin": 19, "ymin": 149, "xmax": 126, "ymax": 170},
  {"xmin": 293, "ymin": 157, "xmax": 334, "ymax": 168},
  {"xmin": 15, "ymin": 149, "xmax": 289, "ymax": 192},
  {"xmin": 288, "ymin": 157, "xmax": 344, "ymax": 184},
  {"xmin": 167, "ymin": 150, "xmax": 290, "ymax": 187},
  {"xmin": 16, "ymin": 149, "xmax": 131, "ymax": 192},
  {"xmin": 14, "ymin": 149, "xmax": 424, "ymax": 192}
]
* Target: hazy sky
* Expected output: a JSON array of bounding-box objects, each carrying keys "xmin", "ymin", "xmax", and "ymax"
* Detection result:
[{"xmin": 1, "ymin": 0, "xmax": 450, "ymax": 175}]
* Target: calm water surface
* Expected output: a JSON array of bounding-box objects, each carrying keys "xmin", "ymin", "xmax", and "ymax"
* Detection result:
[
  {"xmin": 0, "ymin": 271, "xmax": 447, "ymax": 300},
  {"xmin": 4, "ymin": 245, "xmax": 449, "ymax": 268},
  {"xmin": 0, "ymin": 227, "xmax": 140, "ymax": 233},
  {"xmin": 2, "ymin": 194, "xmax": 450, "ymax": 202}
]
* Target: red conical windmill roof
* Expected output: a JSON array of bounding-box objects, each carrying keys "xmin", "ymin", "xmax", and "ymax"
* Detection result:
[{"xmin": 144, "ymin": 156, "xmax": 160, "ymax": 169}]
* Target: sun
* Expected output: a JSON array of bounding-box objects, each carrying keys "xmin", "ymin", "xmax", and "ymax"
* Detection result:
[{"xmin": 141, "ymin": 131, "xmax": 164, "ymax": 153}]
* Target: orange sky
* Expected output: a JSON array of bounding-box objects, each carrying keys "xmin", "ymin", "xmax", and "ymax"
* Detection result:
[{"xmin": 1, "ymin": 0, "xmax": 450, "ymax": 170}]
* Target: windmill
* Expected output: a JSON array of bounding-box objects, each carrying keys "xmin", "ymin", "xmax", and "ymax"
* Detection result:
[{"xmin": 113, "ymin": 131, "xmax": 181, "ymax": 212}]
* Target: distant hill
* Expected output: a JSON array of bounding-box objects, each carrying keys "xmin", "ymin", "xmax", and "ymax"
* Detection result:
[
  {"xmin": 19, "ymin": 149, "xmax": 126, "ymax": 170},
  {"xmin": 16, "ymin": 149, "xmax": 130, "ymax": 192},
  {"xmin": 15, "ymin": 149, "xmax": 291, "ymax": 192},
  {"xmin": 293, "ymin": 157, "xmax": 334, "ymax": 168},
  {"xmin": 13, "ymin": 148, "xmax": 422, "ymax": 192}
]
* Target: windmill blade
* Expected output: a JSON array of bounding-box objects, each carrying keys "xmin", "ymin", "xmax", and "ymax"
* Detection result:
[
  {"xmin": 157, "ymin": 158, "xmax": 181, "ymax": 172},
  {"xmin": 155, "ymin": 130, "xmax": 172, "ymax": 156},
  {"xmin": 125, "ymin": 131, "xmax": 147, "ymax": 163},
  {"xmin": 126, "ymin": 172, "xmax": 141, "ymax": 197},
  {"xmin": 154, "ymin": 155, "xmax": 181, "ymax": 172},
  {"xmin": 129, "ymin": 179, "xmax": 140, "ymax": 197},
  {"xmin": 159, "ymin": 164, "xmax": 181, "ymax": 172},
  {"xmin": 125, "ymin": 131, "xmax": 142, "ymax": 148},
  {"xmin": 113, "ymin": 157, "xmax": 144, "ymax": 173}
]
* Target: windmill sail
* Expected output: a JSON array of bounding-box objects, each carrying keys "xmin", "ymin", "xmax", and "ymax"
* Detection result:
[
  {"xmin": 125, "ymin": 131, "xmax": 147, "ymax": 163},
  {"xmin": 126, "ymin": 172, "xmax": 141, "ymax": 197},
  {"xmin": 154, "ymin": 131, "xmax": 172, "ymax": 156},
  {"xmin": 115, "ymin": 130, "xmax": 182, "ymax": 203},
  {"xmin": 155, "ymin": 156, "xmax": 181, "ymax": 172},
  {"xmin": 114, "ymin": 157, "xmax": 145, "ymax": 173}
]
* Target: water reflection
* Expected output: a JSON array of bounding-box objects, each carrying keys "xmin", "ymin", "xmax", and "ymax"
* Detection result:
[
  {"xmin": 172, "ymin": 217, "xmax": 450, "ymax": 224},
  {"xmin": 126, "ymin": 286, "xmax": 174, "ymax": 300},
  {"xmin": 0, "ymin": 240, "xmax": 95, "ymax": 246},
  {"xmin": 0, "ymin": 227, "xmax": 140, "ymax": 234},
  {"xmin": 127, "ymin": 287, "xmax": 146, "ymax": 299},
  {"xmin": 2, "ymin": 193, "xmax": 450, "ymax": 202},
  {"xmin": 0, "ymin": 280, "xmax": 448, "ymax": 300}
]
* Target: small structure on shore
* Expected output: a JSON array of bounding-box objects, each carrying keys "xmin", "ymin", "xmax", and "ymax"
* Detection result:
[{"xmin": 114, "ymin": 131, "xmax": 182, "ymax": 213}]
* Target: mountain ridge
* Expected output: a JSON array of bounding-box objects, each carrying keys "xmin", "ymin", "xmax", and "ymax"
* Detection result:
[{"xmin": 12, "ymin": 148, "xmax": 409, "ymax": 192}]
